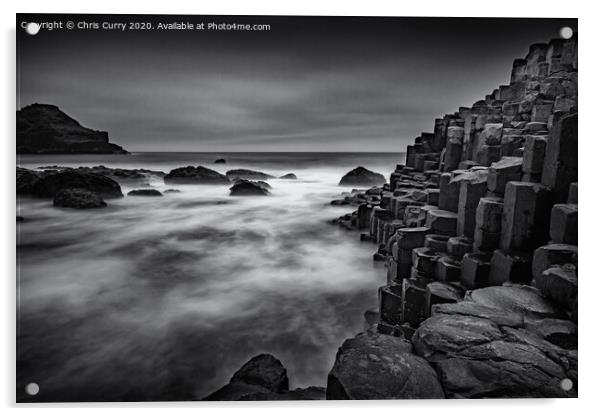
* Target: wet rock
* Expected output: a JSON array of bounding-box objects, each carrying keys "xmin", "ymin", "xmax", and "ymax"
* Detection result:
[
  {"xmin": 214, "ymin": 158, "xmax": 226, "ymax": 164},
  {"xmin": 229, "ymin": 180, "xmax": 270, "ymax": 196},
  {"xmin": 32, "ymin": 171, "xmax": 123, "ymax": 198},
  {"xmin": 164, "ymin": 165, "xmax": 230, "ymax": 184},
  {"xmin": 327, "ymin": 330, "xmax": 444, "ymax": 399},
  {"xmin": 226, "ymin": 169, "xmax": 274, "ymax": 180},
  {"xmin": 204, "ymin": 354, "xmax": 289, "ymax": 400},
  {"xmin": 339, "ymin": 167, "xmax": 386, "ymax": 186},
  {"xmin": 127, "ymin": 189, "xmax": 163, "ymax": 197},
  {"xmin": 53, "ymin": 188, "xmax": 107, "ymax": 209},
  {"xmin": 16, "ymin": 167, "xmax": 42, "ymax": 194},
  {"xmin": 279, "ymin": 173, "xmax": 297, "ymax": 179}
]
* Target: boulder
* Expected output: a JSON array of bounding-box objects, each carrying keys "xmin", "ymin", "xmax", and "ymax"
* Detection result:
[
  {"xmin": 16, "ymin": 167, "xmax": 42, "ymax": 194},
  {"xmin": 230, "ymin": 180, "xmax": 270, "ymax": 196},
  {"xmin": 204, "ymin": 354, "xmax": 290, "ymax": 400},
  {"xmin": 127, "ymin": 189, "xmax": 163, "ymax": 197},
  {"xmin": 214, "ymin": 158, "xmax": 226, "ymax": 164},
  {"xmin": 327, "ymin": 330, "xmax": 444, "ymax": 399},
  {"xmin": 339, "ymin": 167, "xmax": 386, "ymax": 186},
  {"xmin": 164, "ymin": 165, "xmax": 230, "ymax": 184},
  {"xmin": 279, "ymin": 173, "xmax": 297, "ymax": 179},
  {"xmin": 53, "ymin": 188, "xmax": 107, "ymax": 209},
  {"xmin": 32, "ymin": 171, "xmax": 123, "ymax": 198},
  {"xmin": 226, "ymin": 169, "xmax": 274, "ymax": 180}
]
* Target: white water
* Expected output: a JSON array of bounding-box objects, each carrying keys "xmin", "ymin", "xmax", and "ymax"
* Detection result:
[{"xmin": 17, "ymin": 153, "xmax": 401, "ymax": 401}]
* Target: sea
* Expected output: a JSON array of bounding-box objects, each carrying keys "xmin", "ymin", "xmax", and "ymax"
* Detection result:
[{"xmin": 16, "ymin": 152, "xmax": 403, "ymax": 401}]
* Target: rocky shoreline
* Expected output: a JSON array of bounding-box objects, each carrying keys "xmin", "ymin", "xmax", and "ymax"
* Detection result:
[{"xmin": 206, "ymin": 35, "xmax": 578, "ymax": 400}]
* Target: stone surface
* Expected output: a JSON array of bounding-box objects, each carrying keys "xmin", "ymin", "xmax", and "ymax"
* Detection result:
[
  {"xmin": 226, "ymin": 169, "xmax": 274, "ymax": 180},
  {"xmin": 535, "ymin": 264, "xmax": 578, "ymax": 312},
  {"xmin": 425, "ymin": 234, "xmax": 450, "ymax": 252},
  {"xmin": 425, "ymin": 209, "xmax": 457, "ymax": 236},
  {"xmin": 412, "ymin": 247, "xmax": 442, "ymax": 278},
  {"xmin": 379, "ymin": 284, "xmax": 402, "ymax": 325},
  {"xmin": 489, "ymin": 249, "xmax": 532, "ymax": 285},
  {"xmin": 127, "ymin": 189, "xmax": 163, "ymax": 197},
  {"xmin": 473, "ymin": 197, "xmax": 504, "ymax": 252},
  {"xmin": 438, "ymin": 173, "xmax": 460, "ymax": 212},
  {"xmin": 326, "ymin": 329, "xmax": 444, "ymax": 399},
  {"xmin": 280, "ymin": 173, "xmax": 297, "ymax": 179},
  {"xmin": 549, "ymin": 203, "xmax": 578, "ymax": 244},
  {"xmin": 522, "ymin": 135, "xmax": 548, "ymax": 177},
  {"xmin": 436, "ymin": 256, "xmax": 462, "ymax": 282},
  {"xmin": 500, "ymin": 181, "xmax": 552, "ymax": 251},
  {"xmin": 567, "ymin": 182, "xmax": 577, "ymax": 204},
  {"xmin": 32, "ymin": 171, "xmax": 123, "ymax": 198},
  {"xmin": 461, "ymin": 253, "xmax": 491, "ymax": 289},
  {"xmin": 229, "ymin": 180, "xmax": 271, "ymax": 196},
  {"xmin": 339, "ymin": 167, "xmax": 386, "ymax": 186},
  {"xmin": 16, "ymin": 167, "xmax": 42, "ymax": 194},
  {"xmin": 541, "ymin": 113, "xmax": 578, "ymax": 203},
  {"xmin": 487, "ymin": 157, "xmax": 523, "ymax": 194},
  {"xmin": 446, "ymin": 236, "xmax": 473, "ymax": 259},
  {"xmin": 402, "ymin": 278, "xmax": 428, "ymax": 327},
  {"xmin": 426, "ymin": 282, "xmax": 462, "ymax": 314},
  {"xmin": 532, "ymin": 244, "xmax": 578, "ymax": 282},
  {"xmin": 164, "ymin": 165, "xmax": 230, "ymax": 184},
  {"xmin": 53, "ymin": 188, "xmax": 107, "ymax": 209},
  {"xmin": 453, "ymin": 170, "xmax": 488, "ymax": 237},
  {"xmin": 444, "ymin": 127, "xmax": 464, "ymax": 171}
]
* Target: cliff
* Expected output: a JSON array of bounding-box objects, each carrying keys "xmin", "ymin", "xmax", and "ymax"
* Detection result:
[
  {"xmin": 328, "ymin": 34, "xmax": 578, "ymax": 399},
  {"xmin": 17, "ymin": 103, "xmax": 128, "ymax": 154}
]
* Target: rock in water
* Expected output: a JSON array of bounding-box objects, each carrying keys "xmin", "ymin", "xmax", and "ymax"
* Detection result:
[
  {"xmin": 127, "ymin": 189, "xmax": 163, "ymax": 197},
  {"xmin": 16, "ymin": 167, "xmax": 42, "ymax": 194},
  {"xmin": 17, "ymin": 103, "xmax": 127, "ymax": 154},
  {"xmin": 204, "ymin": 354, "xmax": 290, "ymax": 400},
  {"xmin": 32, "ymin": 171, "xmax": 123, "ymax": 198},
  {"xmin": 327, "ymin": 329, "xmax": 444, "ymax": 399},
  {"xmin": 53, "ymin": 188, "xmax": 107, "ymax": 209},
  {"xmin": 163, "ymin": 166, "xmax": 230, "ymax": 184},
  {"xmin": 230, "ymin": 180, "xmax": 270, "ymax": 196},
  {"xmin": 280, "ymin": 173, "xmax": 297, "ymax": 179},
  {"xmin": 339, "ymin": 167, "xmax": 386, "ymax": 186},
  {"xmin": 226, "ymin": 169, "xmax": 274, "ymax": 180},
  {"xmin": 214, "ymin": 158, "xmax": 226, "ymax": 164}
]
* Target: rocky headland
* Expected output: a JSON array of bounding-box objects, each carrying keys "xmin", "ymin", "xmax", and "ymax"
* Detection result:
[{"xmin": 17, "ymin": 104, "xmax": 128, "ymax": 154}]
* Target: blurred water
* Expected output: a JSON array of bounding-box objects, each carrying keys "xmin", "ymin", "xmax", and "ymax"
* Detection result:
[{"xmin": 16, "ymin": 152, "xmax": 402, "ymax": 402}]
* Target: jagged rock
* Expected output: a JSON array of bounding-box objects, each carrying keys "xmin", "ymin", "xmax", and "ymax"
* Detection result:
[
  {"xmin": 204, "ymin": 354, "xmax": 290, "ymax": 400},
  {"xmin": 412, "ymin": 285, "xmax": 576, "ymax": 398},
  {"xmin": 229, "ymin": 179, "xmax": 270, "ymax": 196},
  {"xmin": 214, "ymin": 158, "xmax": 226, "ymax": 164},
  {"xmin": 17, "ymin": 103, "xmax": 127, "ymax": 154},
  {"xmin": 279, "ymin": 173, "xmax": 297, "ymax": 179},
  {"xmin": 53, "ymin": 188, "xmax": 107, "ymax": 209},
  {"xmin": 127, "ymin": 189, "xmax": 163, "ymax": 197},
  {"xmin": 16, "ymin": 167, "xmax": 42, "ymax": 194},
  {"xmin": 339, "ymin": 167, "xmax": 386, "ymax": 186},
  {"xmin": 226, "ymin": 169, "xmax": 274, "ymax": 180},
  {"xmin": 327, "ymin": 329, "xmax": 444, "ymax": 399},
  {"xmin": 164, "ymin": 166, "xmax": 230, "ymax": 184},
  {"xmin": 32, "ymin": 171, "xmax": 123, "ymax": 198}
]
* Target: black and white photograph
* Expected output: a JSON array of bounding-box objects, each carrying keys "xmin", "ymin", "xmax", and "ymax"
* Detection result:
[{"xmin": 15, "ymin": 12, "xmax": 578, "ymax": 403}]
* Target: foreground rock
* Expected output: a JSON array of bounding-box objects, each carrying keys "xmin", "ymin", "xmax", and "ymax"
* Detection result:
[
  {"xmin": 412, "ymin": 285, "xmax": 576, "ymax": 398},
  {"xmin": 226, "ymin": 169, "xmax": 274, "ymax": 180},
  {"xmin": 53, "ymin": 188, "xmax": 107, "ymax": 209},
  {"xmin": 327, "ymin": 329, "xmax": 444, "ymax": 399},
  {"xmin": 31, "ymin": 171, "xmax": 123, "ymax": 198},
  {"xmin": 127, "ymin": 189, "xmax": 163, "ymax": 197},
  {"xmin": 17, "ymin": 103, "xmax": 127, "ymax": 154},
  {"xmin": 164, "ymin": 166, "xmax": 230, "ymax": 184},
  {"xmin": 204, "ymin": 354, "xmax": 325, "ymax": 401},
  {"xmin": 339, "ymin": 167, "xmax": 386, "ymax": 186},
  {"xmin": 229, "ymin": 179, "xmax": 270, "ymax": 196}
]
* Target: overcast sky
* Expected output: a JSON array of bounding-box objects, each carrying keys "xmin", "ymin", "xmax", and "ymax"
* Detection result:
[{"xmin": 17, "ymin": 15, "xmax": 577, "ymax": 152}]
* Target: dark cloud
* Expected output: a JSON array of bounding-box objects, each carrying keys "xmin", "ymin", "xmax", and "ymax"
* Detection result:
[{"xmin": 17, "ymin": 15, "xmax": 577, "ymax": 151}]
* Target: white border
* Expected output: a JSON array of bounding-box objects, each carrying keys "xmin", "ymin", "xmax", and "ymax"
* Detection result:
[{"xmin": 2, "ymin": 1, "xmax": 599, "ymax": 414}]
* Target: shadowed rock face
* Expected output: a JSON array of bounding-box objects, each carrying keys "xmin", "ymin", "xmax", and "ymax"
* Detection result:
[
  {"xmin": 339, "ymin": 167, "xmax": 386, "ymax": 186},
  {"xmin": 164, "ymin": 165, "xmax": 230, "ymax": 184},
  {"xmin": 327, "ymin": 329, "xmax": 444, "ymax": 400},
  {"xmin": 53, "ymin": 188, "xmax": 107, "ymax": 209},
  {"xmin": 229, "ymin": 179, "xmax": 270, "ymax": 196},
  {"xmin": 17, "ymin": 103, "xmax": 127, "ymax": 154},
  {"xmin": 204, "ymin": 354, "xmax": 325, "ymax": 401},
  {"xmin": 226, "ymin": 169, "xmax": 274, "ymax": 180},
  {"xmin": 31, "ymin": 171, "xmax": 123, "ymax": 199}
]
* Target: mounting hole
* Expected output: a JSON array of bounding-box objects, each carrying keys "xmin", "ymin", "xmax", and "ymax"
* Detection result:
[
  {"xmin": 559, "ymin": 26, "xmax": 573, "ymax": 40},
  {"xmin": 560, "ymin": 378, "xmax": 573, "ymax": 391},
  {"xmin": 25, "ymin": 22, "xmax": 40, "ymax": 35},
  {"xmin": 25, "ymin": 382, "xmax": 39, "ymax": 396}
]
